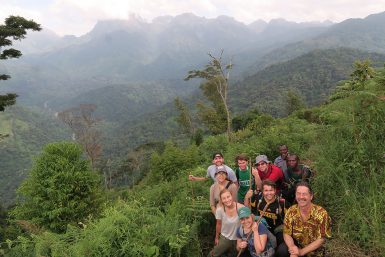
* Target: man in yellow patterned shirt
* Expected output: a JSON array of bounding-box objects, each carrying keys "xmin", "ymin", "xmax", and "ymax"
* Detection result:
[{"xmin": 277, "ymin": 182, "xmax": 331, "ymax": 257}]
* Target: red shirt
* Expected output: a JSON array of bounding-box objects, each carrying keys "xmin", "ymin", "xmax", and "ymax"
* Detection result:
[{"xmin": 258, "ymin": 164, "xmax": 284, "ymax": 192}]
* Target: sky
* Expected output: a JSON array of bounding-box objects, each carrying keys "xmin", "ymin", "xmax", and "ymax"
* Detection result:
[{"xmin": 1, "ymin": 0, "xmax": 385, "ymax": 36}]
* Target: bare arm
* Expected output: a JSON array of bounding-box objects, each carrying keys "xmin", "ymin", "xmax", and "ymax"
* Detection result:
[
  {"xmin": 284, "ymin": 233, "xmax": 299, "ymax": 256},
  {"xmin": 252, "ymin": 223, "xmax": 267, "ymax": 253},
  {"xmin": 211, "ymin": 205, "xmax": 216, "ymax": 215},
  {"xmin": 284, "ymin": 233, "xmax": 296, "ymax": 248},
  {"xmin": 188, "ymin": 175, "xmax": 208, "ymax": 181},
  {"xmin": 209, "ymin": 185, "xmax": 216, "ymax": 215},
  {"xmin": 215, "ymin": 219, "xmax": 222, "ymax": 245},
  {"xmin": 243, "ymin": 189, "xmax": 253, "ymax": 208}
]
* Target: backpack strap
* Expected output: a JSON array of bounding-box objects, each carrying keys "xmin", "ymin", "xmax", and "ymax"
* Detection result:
[{"xmin": 225, "ymin": 181, "xmax": 232, "ymax": 189}]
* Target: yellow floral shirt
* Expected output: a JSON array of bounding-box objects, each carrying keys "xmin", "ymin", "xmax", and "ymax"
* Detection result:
[{"xmin": 284, "ymin": 204, "xmax": 331, "ymax": 256}]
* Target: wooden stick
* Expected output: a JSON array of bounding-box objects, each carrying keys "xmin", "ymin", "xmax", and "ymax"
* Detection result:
[
  {"xmin": 249, "ymin": 158, "xmax": 253, "ymax": 190},
  {"xmin": 236, "ymin": 201, "xmax": 271, "ymax": 257}
]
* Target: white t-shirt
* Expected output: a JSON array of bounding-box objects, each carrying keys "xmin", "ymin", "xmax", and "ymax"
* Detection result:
[{"xmin": 215, "ymin": 207, "xmax": 240, "ymax": 240}]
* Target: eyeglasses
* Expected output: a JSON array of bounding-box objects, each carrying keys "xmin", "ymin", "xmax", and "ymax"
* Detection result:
[{"xmin": 256, "ymin": 162, "xmax": 267, "ymax": 167}]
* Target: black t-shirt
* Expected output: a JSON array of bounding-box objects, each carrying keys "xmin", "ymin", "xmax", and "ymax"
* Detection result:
[{"xmin": 250, "ymin": 192, "xmax": 290, "ymax": 232}]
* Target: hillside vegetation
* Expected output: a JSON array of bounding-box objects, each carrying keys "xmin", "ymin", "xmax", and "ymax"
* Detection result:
[
  {"xmin": 230, "ymin": 48, "xmax": 385, "ymax": 116},
  {"xmin": 2, "ymin": 62, "xmax": 384, "ymax": 257},
  {"xmin": 0, "ymin": 106, "xmax": 70, "ymax": 206}
]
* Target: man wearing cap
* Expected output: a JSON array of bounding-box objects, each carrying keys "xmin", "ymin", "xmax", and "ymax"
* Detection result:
[
  {"xmin": 210, "ymin": 165, "xmax": 238, "ymax": 214},
  {"xmin": 252, "ymin": 155, "xmax": 284, "ymax": 193},
  {"xmin": 274, "ymin": 145, "xmax": 290, "ymax": 182},
  {"xmin": 189, "ymin": 152, "xmax": 237, "ymax": 183},
  {"xmin": 278, "ymin": 182, "xmax": 331, "ymax": 257}
]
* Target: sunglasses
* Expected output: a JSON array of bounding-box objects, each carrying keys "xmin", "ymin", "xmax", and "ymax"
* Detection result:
[{"xmin": 256, "ymin": 162, "xmax": 267, "ymax": 167}]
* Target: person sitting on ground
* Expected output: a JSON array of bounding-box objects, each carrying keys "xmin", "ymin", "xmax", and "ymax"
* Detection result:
[
  {"xmin": 235, "ymin": 154, "xmax": 256, "ymax": 204},
  {"xmin": 209, "ymin": 189, "xmax": 244, "ymax": 257},
  {"xmin": 281, "ymin": 154, "xmax": 313, "ymax": 204},
  {"xmin": 189, "ymin": 152, "xmax": 237, "ymax": 184},
  {"xmin": 210, "ymin": 165, "xmax": 238, "ymax": 215},
  {"xmin": 236, "ymin": 206, "xmax": 276, "ymax": 257},
  {"xmin": 274, "ymin": 145, "xmax": 290, "ymax": 182},
  {"xmin": 252, "ymin": 155, "xmax": 284, "ymax": 193},
  {"xmin": 277, "ymin": 182, "xmax": 331, "ymax": 257},
  {"xmin": 244, "ymin": 180, "xmax": 290, "ymax": 254}
]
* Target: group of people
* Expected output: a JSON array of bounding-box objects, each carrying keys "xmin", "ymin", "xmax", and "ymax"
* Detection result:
[{"xmin": 188, "ymin": 145, "xmax": 331, "ymax": 257}]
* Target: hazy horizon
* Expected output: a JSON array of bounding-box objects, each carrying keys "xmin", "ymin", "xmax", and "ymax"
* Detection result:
[{"xmin": 1, "ymin": 0, "xmax": 385, "ymax": 36}]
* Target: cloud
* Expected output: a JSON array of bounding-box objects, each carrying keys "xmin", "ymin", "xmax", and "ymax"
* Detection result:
[{"xmin": 1, "ymin": 0, "xmax": 385, "ymax": 36}]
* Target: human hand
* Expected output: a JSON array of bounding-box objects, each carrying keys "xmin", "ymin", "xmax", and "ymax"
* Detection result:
[
  {"xmin": 214, "ymin": 237, "xmax": 219, "ymax": 246},
  {"xmin": 245, "ymin": 189, "xmax": 253, "ymax": 199},
  {"xmin": 188, "ymin": 175, "xmax": 195, "ymax": 181},
  {"xmin": 238, "ymin": 240, "xmax": 247, "ymax": 249},
  {"xmin": 252, "ymin": 167, "xmax": 258, "ymax": 176},
  {"xmin": 288, "ymin": 245, "xmax": 300, "ymax": 256},
  {"xmin": 252, "ymin": 223, "xmax": 259, "ymax": 234}
]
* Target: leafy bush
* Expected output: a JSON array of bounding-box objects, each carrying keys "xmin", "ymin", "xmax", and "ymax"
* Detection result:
[{"xmin": 11, "ymin": 141, "xmax": 103, "ymax": 233}]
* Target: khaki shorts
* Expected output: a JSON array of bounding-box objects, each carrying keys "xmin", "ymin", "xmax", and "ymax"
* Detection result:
[{"xmin": 209, "ymin": 234, "xmax": 237, "ymax": 257}]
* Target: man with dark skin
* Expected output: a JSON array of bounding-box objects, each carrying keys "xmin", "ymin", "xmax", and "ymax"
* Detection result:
[
  {"xmin": 282, "ymin": 154, "xmax": 312, "ymax": 204},
  {"xmin": 274, "ymin": 145, "xmax": 290, "ymax": 181}
]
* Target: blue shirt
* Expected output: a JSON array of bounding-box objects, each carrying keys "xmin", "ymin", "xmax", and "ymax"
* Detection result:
[{"xmin": 236, "ymin": 223, "xmax": 269, "ymax": 256}]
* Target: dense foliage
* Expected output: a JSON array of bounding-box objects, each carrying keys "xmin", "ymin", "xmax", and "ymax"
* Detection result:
[
  {"xmin": 0, "ymin": 106, "xmax": 70, "ymax": 206},
  {"xmin": 3, "ymin": 61, "xmax": 384, "ymax": 257},
  {"xmin": 11, "ymin": 141, "xmax": 103, "ymax": 233},
  {"xmin": 230, "ymin": 48, "xmax": 385, "ymax": 117}
]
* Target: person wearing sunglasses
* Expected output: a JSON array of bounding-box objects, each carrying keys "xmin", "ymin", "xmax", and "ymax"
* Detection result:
[{"xmin": 252, "ymin": 155, "xmax": 284, "ymax": 194}]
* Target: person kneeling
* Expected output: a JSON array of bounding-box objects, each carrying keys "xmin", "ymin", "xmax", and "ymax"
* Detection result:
[
  {"xmin": 277, "ymin": 182, "xmax": 331, "ymax": 257},
  {"xmin": 236, "ymin": 206, "xmax": 275, "ymax": 257}
]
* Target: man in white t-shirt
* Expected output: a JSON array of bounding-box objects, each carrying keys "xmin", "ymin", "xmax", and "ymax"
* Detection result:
[{"xmin": 188, "ymin": 152, "xmax": 237, "ymax": 183}]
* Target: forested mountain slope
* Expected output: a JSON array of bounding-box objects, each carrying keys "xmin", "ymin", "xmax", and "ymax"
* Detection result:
[
  {"xmin": 3, "ymin": 62, "xmax": 384, "ymax": 257},
  {"xmin": 0, "ymin": 106, "xmax": 70, "ymax": 206},
  {"xmin": 0, "ymin": 14, "xmax": 330, "ymax": 109},
  {"xmin": 230, "ymin": 48, "xmax": 385, "ymax": 116},
  {"xmin": 103, "ymin": 47, "xmax": 385, "ymax": 155},
  {"xmin": 251, "ymin": 11, "xmax": 385, "ymax": 71}
]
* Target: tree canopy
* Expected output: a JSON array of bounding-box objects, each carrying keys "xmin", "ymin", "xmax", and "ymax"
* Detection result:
[
  {"xmin": 0, "ymin": 15, "xmax": 41, "ymax": 111},
  {"xmin": 12, "ymin": 141, "xmax": 103, "ymax": 232},
  {"xmin": 185, "ymin": 51, "xmax": 233, "ymax": 141}
]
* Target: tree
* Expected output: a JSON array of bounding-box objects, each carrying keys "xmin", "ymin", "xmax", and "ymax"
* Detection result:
[
  {"xmin": 185, "ymin": 50, "xmax": 233, "ymax": 141},
  {"xmin": 232, "ymin": 108, "xmax": 260, "ymax": 131},
  {"xmin": 174, "ymin": 97, "xmax": 195, "ymax": 136},
  {"xmin": 0, "ymin": 15, "xmax": 41, "ymax": 111},
  {"xmin": 286, "ymin": 90, "xmax": 306, "ymax": 115},
  {"xmin": 330, "ymin": 59, "xmax": 375, "ymax": 101},
  {"xmin": 12, "ymin": 141, "xmax": 103, "ymax": 233},
  {"xmin": 58, "ymin": 104, "xmax": 102, "ymax": 168}
]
